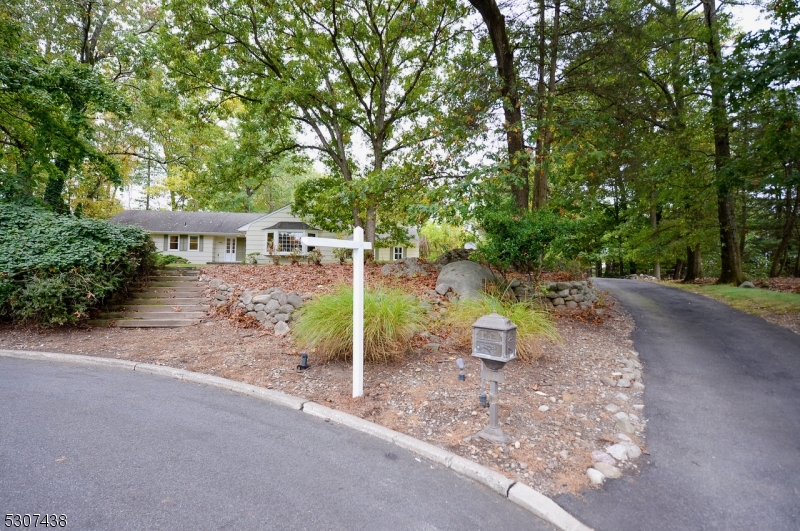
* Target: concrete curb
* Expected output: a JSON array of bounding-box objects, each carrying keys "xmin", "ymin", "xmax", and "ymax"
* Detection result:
[{"xmin": 1, "ymin": 350, "xmax": 593, "ymax": 531}]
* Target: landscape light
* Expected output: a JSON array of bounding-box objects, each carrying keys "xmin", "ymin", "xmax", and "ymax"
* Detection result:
[{"xmin": 456, "ymin": 357, "xmax": 466, "ymax": 381}]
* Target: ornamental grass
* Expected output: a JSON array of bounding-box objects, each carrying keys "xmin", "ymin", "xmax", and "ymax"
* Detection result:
[
  {"xmin": 293, "ymin": 285, "xmax": 426, "ymax": 364},
  {"xmin": 446, "ymin": 295, "xmax": 560, "ymax": 361}
]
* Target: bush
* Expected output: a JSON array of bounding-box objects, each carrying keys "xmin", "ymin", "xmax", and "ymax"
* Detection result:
[
  {"xmin": 153, "ymin": 254, "xmax": 190, "ymax": 267},
  {"xmin": 475, "ymin": 209, "xmax": 567, "ymax": 280},
  {"xmin": 333, "ymin": 247, "xmax": 352, "ymax": 264},
  {"xmin": 0, "ymin": 203, "xmax": 155, "ymax": 326},
  {"xmin": 446, "ymin": 294, "xmax": 560, "ymax": 362},
  {"xmin": 293, "ymin": 285, "xmax": 426, "ymax": 363}
]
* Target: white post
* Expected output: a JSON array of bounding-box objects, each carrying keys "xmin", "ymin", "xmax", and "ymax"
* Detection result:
[
  {"xmin": 352, "ymin": 227, "xmax": 365, "ymax": 398},
  {"xmin": 300, "ymin": 230, "xmax": 371, "ymax": 398}
]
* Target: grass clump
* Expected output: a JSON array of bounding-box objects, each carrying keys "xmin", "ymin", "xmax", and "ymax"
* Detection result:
[
  {"xmin": 670, "ymin": 283, "xmax": 800, "ymax": 316},
  {"xmin": 293, "ymin": 285, "xmax": 426, "ymax": 363},
  {"xmin": 446, "ymin": 295, "xmax": 560, "ymax": 361}
]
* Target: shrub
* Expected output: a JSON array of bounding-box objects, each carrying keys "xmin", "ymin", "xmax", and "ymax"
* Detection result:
[
  {"xmin": 475, "ymin": 208, "xmax": 567, "ymax": 280},
  {"xmin": 333, "ymin": 247, "xmax": 352, "ymax": 264},
  {"xmin": 293, "ymin": 285, "xmax": 426, "ymax": 363},
  {"xmin": 0, "ymin": 202, "xmax": 155, "ymax": 326},
  {"xmin": 306, "ymin": 249, "xmax": 322, "ymax": 265},
  {"xmin": 153, "ymin": 254, "xmax": 190, "ymax": 267},
  {"xmin": 446, "ymin": 295, "xmax": 560, "ymax": 361},
  {"xmin": 246, "ymin": 252, "xmax": 261, "ymax": 265}
]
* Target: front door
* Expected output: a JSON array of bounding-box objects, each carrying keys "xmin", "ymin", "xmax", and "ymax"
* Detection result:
[{"xmin": 225, "ymin": 238, "xmax": 237, "ymax": 262}]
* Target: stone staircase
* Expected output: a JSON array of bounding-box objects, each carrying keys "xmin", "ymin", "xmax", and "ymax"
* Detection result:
[{"xmin": 89, "ymin": 267, "xmax": 209, "ymax": 328}]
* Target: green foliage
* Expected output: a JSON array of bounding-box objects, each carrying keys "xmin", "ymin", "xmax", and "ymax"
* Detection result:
[
  {"xmin": 475, "ymin": 208, "xmax": 570, "ymax": 279},
  {"xmin": 419, "ymin": 221, "xmax": 475, "ymax": 260},
  {"xmin": 0, "ymin": 203, "xmax": 155, "ymax": 325},
  {"xmin": 153, "ymin": 254, "xmax": 190, "ymax": 267},
  {"xmin": 246, "ymin": 252, "xmax": 261, "ymax": 266},
  {"xmin": 333, "ymin": 247, "xmax": 352, "ymax": 265},
  {"xmin": 306, "ymin": 249, "xmax": 322, "ymax": 266},
  {"xmin": 446, "ymin": 295, "xmax": 560, "ymax": 362},
  {"xmin": 293, "ymin": 285, "xmax": 426, "ymax": 364}
]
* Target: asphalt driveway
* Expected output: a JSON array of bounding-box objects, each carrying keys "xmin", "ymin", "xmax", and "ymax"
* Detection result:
[{"xmin": 556, "ymin": 279, "xmax": 800, "ymax": 531}]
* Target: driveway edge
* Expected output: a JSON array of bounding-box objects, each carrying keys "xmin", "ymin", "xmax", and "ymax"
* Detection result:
[{"xmin": 1, "ymin": 349, "xmax": 592, "ymax": 531}]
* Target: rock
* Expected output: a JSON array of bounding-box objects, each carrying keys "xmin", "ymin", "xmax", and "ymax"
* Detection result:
[
  {"xmin": 601, "ymin": 376, "xmax": 617, "ymax": 387},
  {"xmin": 615, "ymin": 392, "xmax": 630, "ymax": 401},
  {"xmin": 605, "ymin": 404, "xmax": 621, "ymax": 413},
  {"xmin": 591, "ymin": 450, "xmax": 616, "ymax": 465},
  {"xmin": 739, "ymin": 281, "xmax": 756, "ymax": 289},
  {"xmin": 256, "ymin": 311, "xmax": 266, "ymax": 321},
  {"xmin": 633, "ymin": 404, "xmax": 645, "ymax": 410},
  {"xmin": 209, "ymin": 279, "xmax": 222, "ymax": 288},
  {"xmin": 595, "ymin": 309, "xmax": 605, "ymax": 316},
  {"xmin": 246, "ymin": 311, "xmax": 256, "ymax": 318},
  {"xmin": 557, "ymin": 282, "xmax": 570, "ymax": 291},
  {"xmin": 579, "ymin": 302, "xmax": 593, "ymax": 310},
  {"xmin": 622, "ymin": 442, "xmax": 642, "ymax": 459},
  {"xmin": 613, "ymin": 412, "xmax": 636, "ymax": 434},
  {"xmin": 434, "ymin": 248, "xmax": 474, "ymax": 266},
  {"xmin": 246, "ymin": 303, "xmax": 254, "ymax": 311},
  {"xmin": 587, "ymin": 468, "xmax": 605, "ymax": 485},
  {"xmin": 215, "ymin": 292, "xmax": 228, "ymax": 301},
  {"xmin": 274, "ymin": 313, "xmax": 289, "ymax": 322},
  {"xmin": 241, "ymin": 291, "xmax": 254, "ymax": 305},
  {"xmin": 277, "ymin": 292, "xmax": 289, "ymax": 306},
  {"xmin": 425, "ymin": 343, "xmax": 441, "ymax": 351},
  {"xmin": 538, "ymin": 405, "xmax": 550, "ymax": 412},
  {"xmin": 545, "ymin": 292, "xmax": 560, "ymax": 299},
  {"xmin": 436, "ymin": 261, "xmax": 496, "ymax": 300},
  {"xmin": 566, "ymin": 301, "xmax": 578, "ymax": 309},
  {"xmin": 287, "ymin": 293, "xmax": 304, "ymax": 309},
  {"xmin": 557, "ymin": 289, "xmax": 570, "ymax": 297},
  {"xmin": 381, "ymin": 257, "xmax": 428, "ymax": 277},
  {"xmin": 617, "ymin": 378, "xmax": 631, "ymax": 388},
  {"xmin": 606, "ymin": 444, "xmax": 629, "ymax": 461},
  {"xmin": 616, "ymin": 433, "xmax": 632, "ymax": 442},
  {"xmin": 559, "ymin": 450, "xmax": 570, "ymax": 459},
  {"xmin": 252, "ymin": 294, "xmax": 271, "ymax": 305},
  {"xmin": 593, "ymin": 462, "xmax": 623, "ymax": 479},
  {"xmin": 509, "ymin": 279, "xmax": 521, "ymax": 288},
  {"xmin": 572, "ymin": 294, "xmax": 584, "ymax": 303},
  {"xmin": 279, "ymin": 304, "xmax": 295, "ymax": 314},
  {"xmin": 218, "ymin": 284, "xmax": 228, "ymax": 291},
  {"xmin": 633, "ymin": 382, "xmax": 645, "ymax": 390},
  {"xmin": 553, "ymin": 297, "xmax": 565, "ymax": 306},
  {"xmin": 265, "ymin": 299, "xmax": 281, "ymax": 312},
  {"xmin": 274, "ymin": 321, "xmax": 290, "ymax": 336},
  {"xmin": 253, "ymin": 303, "xmax": 265, "ymax": 312},
  {"xmin": 435, "ymin": 283, "xmax": 450, "ymax": 295}
]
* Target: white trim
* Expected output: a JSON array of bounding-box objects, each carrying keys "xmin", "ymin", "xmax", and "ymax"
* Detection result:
[
  {"xmin": 188, "ymin": 235, "xmax": 200, "ymax": 251},
  {"xmin": 237, "ymin": 205, "xmax": 293, "ymax": 231},
  {"xmin": 168, "ymin": 235, "xmax": 179, "ymax": 251},
  {"xmin": 393, "ymin": 246, "xmax": 404, "ymax": 260}
]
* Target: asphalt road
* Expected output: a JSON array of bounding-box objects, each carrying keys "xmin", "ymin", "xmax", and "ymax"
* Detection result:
[
  {"xmin": 0, "ymin": 357, "xmax": 554, "ymax": 531},
  {"xmin": 556, "ymin": 279, "xmax": 800, "ymax": 531}
]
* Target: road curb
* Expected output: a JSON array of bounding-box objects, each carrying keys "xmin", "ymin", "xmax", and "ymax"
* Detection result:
[{"xmin": 1, "ymin": 350, "xmax": 593, "ymax": 531}]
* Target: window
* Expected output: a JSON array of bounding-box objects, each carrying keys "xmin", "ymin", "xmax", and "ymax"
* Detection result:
[
  {"xmin": 169, "ymin": 235, "xmax": 179, "ymax": 250},
  {"xmin": 393, "ymin": 246, "xmax": 404, "ymax": 260},
  {"xmin": 278, "ymin": 232, "xmax": 304, "ymax": 253},
  {"xmin": 189, "ymin": 235, "xmax": 199, "ymax": 251}
]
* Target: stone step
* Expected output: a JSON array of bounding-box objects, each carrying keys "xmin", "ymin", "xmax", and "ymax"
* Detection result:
[
  {"xmin": 108, "ymin": 304, "xmax": 208, "ymax": 312},
  {"xmin": 101, "ymin": 311, "xmax": 207, "ymax": 319},
  {"xmin": 88, "ymin": 319, "xmax": 201, "ymax": 328},
  {"xmin": 145, "ymin": 278, "xmax": 204, "ymax": 284},
  {"xmin": 122, "ymin": 298, "xmax": 209, "ymax": 306},
  {"xmin": 130, "ymin": 290, "xmax": 206, "ymax": 299}
]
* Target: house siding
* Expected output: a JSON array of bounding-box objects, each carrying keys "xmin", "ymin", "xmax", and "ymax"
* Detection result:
[
  {"xmin": 151, "ymin": 233, "xmax": 215, "ymax": 264},
  {"xmin": 243, "ymin": 206, "xmax": 340, "ymax": 263}
]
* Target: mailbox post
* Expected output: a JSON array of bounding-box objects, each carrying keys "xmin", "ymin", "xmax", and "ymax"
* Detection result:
[{"xmin": 471, "ymin": 312, "xmax": 517, "ymax": 444}]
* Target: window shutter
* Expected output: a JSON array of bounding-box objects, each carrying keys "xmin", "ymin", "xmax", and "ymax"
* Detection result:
[
  {"xmin": 163, "ymin": 235, "xmax": 168, "ymax": 251},
  {"xmin": 199, "ymin": 235, "xmax": 204, "ymax": 252},
  {"xmin": 179, "ymin": 235, "xmax": 188, "ymax": 251}
]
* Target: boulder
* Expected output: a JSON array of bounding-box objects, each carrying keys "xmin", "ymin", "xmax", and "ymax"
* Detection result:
[
  {"xmin": 274, "ymin": 321, "xmax": 290, "ymax": 336},
  {"xmin": 434, "ymin": 248, "xmax": 474, "ymax": 266},
  {"xmin": 435, "ymin": 261, "xmax": 495, "ymax": 300},
  {"xmin": 265, "ymin": 299, "xmax": 281, "ymax": 312},
  {"xmin": 287, "ymin": 293, "xmax": 304, "ymax": 309},
  {"xmin": 739, "ymin": 281, "xmax": 756, "ymax": 289},
  {"xmin": 209, "ymin": 279, "xmax": 223, "ymax": 288},
  {"xmin": 380, "ymin": 257, "xmax": 427, "ymax": 277},
  {"xmin": 252, "ymin": 294, "xmax": 271, "ymax": 305}
]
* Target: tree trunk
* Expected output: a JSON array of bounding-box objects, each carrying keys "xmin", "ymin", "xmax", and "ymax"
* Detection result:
[
  {"xmin": 684, "ymin": 245, "xmax": 703, "ymax": 282},
  {"xmin": 769, "ymin": 184, "xmax": 799, "ymax": 277},
  {"xmin": 533, "ymin": 0, "xmax": 560, "ymax": 209},
  {"xmin": 468, "ymin": 0, "xmax": 529, "ymax": 211},
  {"xmin": 673, "ymin": 258, "xmax": 684, "ymax": 280},
  {"xmin": 702, "ymin": 0, "xmax": 744, "ymax": 285}
]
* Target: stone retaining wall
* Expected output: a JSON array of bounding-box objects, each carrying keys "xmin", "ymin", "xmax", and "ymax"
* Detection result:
[{"xmin": 514, "ymin": 281, "xmax": 600, "ymax": 311}]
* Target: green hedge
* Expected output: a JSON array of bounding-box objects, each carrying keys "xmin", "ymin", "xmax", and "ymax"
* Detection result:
[{"xmin": 0, "ymin": 203, "xmax": 155, "ymax": 326}]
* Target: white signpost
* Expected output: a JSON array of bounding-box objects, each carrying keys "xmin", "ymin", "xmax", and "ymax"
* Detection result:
[{"xmin": 301, "ymin": 227, "xmax": 373, "ymax": 398}]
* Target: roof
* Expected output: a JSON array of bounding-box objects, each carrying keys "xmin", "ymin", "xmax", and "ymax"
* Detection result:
[
  {"xmin": 263, "ymin": 221, "xmax": 312, "ymax": 230},
  {"xmin": 110, "ymin": 210, "xmax": 265, "ymax": 235}
]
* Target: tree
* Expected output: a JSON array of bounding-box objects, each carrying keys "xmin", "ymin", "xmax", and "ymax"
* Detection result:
[{"xmin": 163, "ymin": 0, "xmax": 465, "ymax": 244}]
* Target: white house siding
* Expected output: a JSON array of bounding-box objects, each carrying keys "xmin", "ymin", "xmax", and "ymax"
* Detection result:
[
  {"xmin": 150, "ymin": 233, "xmax": 215, "ymax": 263},
  {"xmin": 242, "ymin": 206, "xmax": 340, "ymax": 263},
  {"xmin": 374, "ymin": 245, "xmax": 419, "ymax": 262}
]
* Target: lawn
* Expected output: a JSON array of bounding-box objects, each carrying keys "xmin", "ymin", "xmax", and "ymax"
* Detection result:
[{"xmin": 669, "ymin": 283, "xmax": 800, "ymax": 316}]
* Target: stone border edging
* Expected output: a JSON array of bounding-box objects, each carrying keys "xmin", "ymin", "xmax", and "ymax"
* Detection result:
[{"xmin": 0, "ymin": 349, "xmax": 592, "ymax": 531}]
